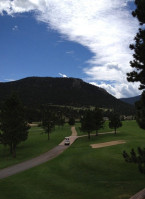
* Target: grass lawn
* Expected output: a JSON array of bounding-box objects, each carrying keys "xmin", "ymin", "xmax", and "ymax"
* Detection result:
[
  {"xmin": 0, "ymin": 124, "xmax": 71, "ymax": 169},
  {"xmin": 0, "ymin": 120, "xmax": 145, "ymax": 199},
  {"xmin": 76, "ymin": 120, "xmax": 113, "ymax": 136}
]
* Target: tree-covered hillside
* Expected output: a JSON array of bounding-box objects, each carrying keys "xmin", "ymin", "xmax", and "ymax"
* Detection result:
[
  {"xmin": 120, "ymin": 95, "xmax": 141, "ymax": 105},
  {"xmin": 0, "ymin": 77, "xmax": 134, "ymax": 115}
]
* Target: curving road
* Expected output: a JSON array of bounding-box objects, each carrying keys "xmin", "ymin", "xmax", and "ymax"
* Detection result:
[{"xmin": 0, "ymin": 126, "xmax": 77, "ymax": 179}]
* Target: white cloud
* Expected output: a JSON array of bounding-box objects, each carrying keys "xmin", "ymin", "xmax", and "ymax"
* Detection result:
[
  {"xmin": 66, "ymin": 50, "xmax": 74, "ymax": 54},
  {"xmin": 59, "ymin": 73, "xmax": 68, "ymax": 78},
  {"xmin": 0, "ymin": 0, "xmax": 140, "ymax": 97},
  {"xmin": 89, "ymin": 81, "xmax": 141, "ymax": 98},
  {"xmin": 4, "ymin": 79, "xmax": 15, "ymax": 82},
  {"xmin": 12, "ymin": 25, "xmax": 18, "ymax": 31}
]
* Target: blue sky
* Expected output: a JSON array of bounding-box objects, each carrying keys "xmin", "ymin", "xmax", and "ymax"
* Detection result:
[
  {"xmin": 0, "ymin": 0, "xmax": 142, "ymax": 98},
  {"xmin": 0, "ymin": 13, "xmax": 92, "ymax": 80}
]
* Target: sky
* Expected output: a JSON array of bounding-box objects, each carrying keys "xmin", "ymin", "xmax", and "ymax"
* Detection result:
[{"xmin": 0, "ymin": 0, "xmax": 142, "ymax": 98}]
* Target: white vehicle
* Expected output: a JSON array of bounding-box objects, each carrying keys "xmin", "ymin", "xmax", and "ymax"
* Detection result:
[{"xmin": 64, "ymin": 137, "xmax": 70, "ymax": 145}]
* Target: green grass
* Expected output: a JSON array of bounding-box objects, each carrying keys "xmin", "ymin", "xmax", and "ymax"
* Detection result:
[
  {"xmin": 0, "ymin": 124, "xmax": 71, "ymax": 169},
  {"xmin": 0, "ymin": 120, "xmax": 145, "ymax": 199},
  {"xmin": 76, "ymin": 120, "xmax": 112, "ymax": 136}
]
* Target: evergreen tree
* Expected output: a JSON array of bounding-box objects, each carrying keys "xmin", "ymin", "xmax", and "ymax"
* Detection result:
[
  {"xmin": 42, "ymin": 108, "xmax": 55, "ymax": 140},
  {"xmin": 126, "ymin": 0, "xmax": 145, "ymax": 129},
  {"xmin": 80, "ymin": 110, "xmax": 96, "ymax": 139},
  {"xmin": 0, "ymin": 94, "xmax": 30, "ymax": 157},
  {"xmin": 68, "ymin": 117, "xmax": 75, "ymax": 126},
  {"xmin": 56, "ymin": 111, "xmax": 65, "ymax": 128},
  {"xmin": 109, "ymin": 113, "xmax": 122, "ymax": 134},
  {"xmin": 124, "ymin": 1, "xmax": 145, "ymax": 171},
  {"xmin": 127, "ymin": 0, "xmax": 145, "ymax": 89},
  {"xmin": 135, "ymin": 92, "xmax": 145, "ymax": 129},
  {"xmin": 123, "ymin": 147, "xmax": 145, "ymax": 175},
  {"xmin": 94, "ymin": 108, "xmax": 105, "ymax": 136}
]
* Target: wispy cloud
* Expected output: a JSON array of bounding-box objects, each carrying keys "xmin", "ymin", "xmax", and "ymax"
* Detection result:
[
  {"xmin": 4, "ymin": 79, "xmax": 15, "ymax": 82},
  {"xmin": 12, "ymin": 25, "xmax": 18, "ymax": 31},
  {"xmin": 66, "ymin": 50, "xmax": 74, "ymax": 54},
  {"xmin": 59, "ymin": 73, "xmax": 68, "ymax": 78},
  {"xmin": 0, "ymin": 0, "xmax": 140, "ymax": 97}
]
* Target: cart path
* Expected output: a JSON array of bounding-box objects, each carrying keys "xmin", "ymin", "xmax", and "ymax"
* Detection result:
[
  {"xmin": 0, "ymin": 128, "xmax": 116, "ymax": 180},
  {"xmin": 0, "ymin": 126, "xmax": 78, "ymax": 180},
  {"xmin": 59, "ymin": 126, "xmax": 78, "ymax": 146},
  {"xmin": 130, "ymin": 188, "xmax": 145, "ymax": 199}
]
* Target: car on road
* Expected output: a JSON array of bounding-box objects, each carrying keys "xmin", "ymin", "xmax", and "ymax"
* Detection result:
[{"xmin": 64, "ymin": 137, "xmax": 70, "ymax": 145}]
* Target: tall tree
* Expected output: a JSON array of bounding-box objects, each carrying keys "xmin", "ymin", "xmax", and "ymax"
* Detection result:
[
  {"xmin": 109, "ymin": 113, "xmax": 122, "ymax": 134},
  {"xmin": 0, "ymin": 94, "xmax": 30, "ymax": 157},
  {"xmin": 94, "ymin": 108, "xmax": 105, "ymax": 136},
  {"xmin": 42, "ymin": 108, "xmax": 55, "ymax": 140},
  {"xmin": 127, "ymin": 0, "xmax": 145, "ymax": 89},
  {"xmin": 126, "ymin": 0, "xmax": 145, "ymax": 130},
  {"xmin": 68, "ymin": 117, "xmax": 75, "ymax": 126},
  {"xmin": 123, "ymin": 0, "xmax": 145, "ymax": 174},
  {"xmin": 55, "ymin": 111, "xmax": 65, "ymax": 128},
  {"xmin": 80, "ymin": 110, "xmax": 96, "ymax": 139},
  {"xmin": 135, "ymin": 92, "xmax": 145, "ymax": 129}
]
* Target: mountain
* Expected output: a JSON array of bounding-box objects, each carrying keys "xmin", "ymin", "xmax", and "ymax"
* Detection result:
[
  {"xmin": 0, "ymin": 77, "xmax": 134, "ymax": 114},
  {"xmin": 120, "ymin": 95, "xmax": 141, "ymax": 105}
]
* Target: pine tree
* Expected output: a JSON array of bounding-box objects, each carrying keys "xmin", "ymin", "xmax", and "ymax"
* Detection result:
[
  {"xmin": 127, "ymin": 0, "xmax": 145, "ymax": 89},
  {"xmin": 42, "ymin": 108, "xmax": 55, "ymax": 140},
  {"xmin": 80, "ymin": 110, "xmax": 96, "ymax": 139},
  {"xmin": 0, "ymin": 94, "xmax": 30, "ymax": 157},
  {"xmin": 109, "ymin": 113, "xmax": 122, "ymax": 134},
  {"xmin": 94, "ymin": 108, "xmax": 104, "ymax": 136},
  {"xmin": 123, "ymin": 1, "xmax": 145, "ymax": 174}
]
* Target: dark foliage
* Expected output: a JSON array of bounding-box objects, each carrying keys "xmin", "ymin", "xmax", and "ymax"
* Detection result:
[
  {"xmin": 80, "ymin": 110, "xmax": 96, "ymax": 139},
  {"xmin": 123, "ymin": 147, "xmax": 145, "ymax": 174},
  {"xmin": 68, "ymin": 117, "xmax": 75, "ymax": 126},
  {"xmin": 0, "ymin": 94, "xmax": 30, "ymax": 157},
  {"xmin": 135, "ymin": 91, "xmax": 145, "ymax": 129},
  {"xmin": 41, "ymin": 108, "xmax": 56, "ymax": 140},
  {"xmin": 94, "ymin": 108, "xmax": 105, "ymax": 135},
  {"xmin": 0, "ymin": 77, "xmax": 134, "ymax": 115},
  {"xmin": 124, "ymin": 1, "xmax": 145, "ymax": 175},
  {"xmin": 109, "ymin": 113, "xmax": 122, "ymax": 134},
  {"xmin": 127, "ymin": 0, "xmax": 145, "ymax": 89}
]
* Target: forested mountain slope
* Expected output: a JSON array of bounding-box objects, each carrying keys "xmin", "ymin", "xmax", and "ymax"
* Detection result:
[
  {"xmin": 120, "ymin": 95, "xmax": 141, "ymax": 105},
  {"xmin": 0, "ymin": 77, "xmax": 134, "ymax": 114}
]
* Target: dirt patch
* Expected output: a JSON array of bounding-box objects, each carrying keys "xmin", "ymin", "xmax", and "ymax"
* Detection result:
[
  {"xmin": 90, "ymin": 140, "xmax": 126, "ymax": 149},
  {"xmin": 29, "ymin": 123, "xmax": 38, "ymax": 127}
]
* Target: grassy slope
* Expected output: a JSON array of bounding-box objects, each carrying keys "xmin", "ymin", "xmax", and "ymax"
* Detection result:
[
  {"xmin": 0, "ymin": 124, "xmax": 71, "ymax": 169},
  {"xmin": 0, "ymin": 121, "xmax": 145, "ymax": 199}
]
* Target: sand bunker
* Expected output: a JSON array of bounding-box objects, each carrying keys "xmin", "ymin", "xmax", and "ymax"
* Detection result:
[{"xmin": 90, "ymin": 140, "xmax": 126, "ymax": 149}]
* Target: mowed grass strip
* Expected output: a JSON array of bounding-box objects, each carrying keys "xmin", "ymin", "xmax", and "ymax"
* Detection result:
[
  {"xmin": 0, "ymin": 124, "xmax": 71, "ymax": 169},
  {"xmin": 0, "ymin": 121, "xmax": 145, "ymax": 199}
]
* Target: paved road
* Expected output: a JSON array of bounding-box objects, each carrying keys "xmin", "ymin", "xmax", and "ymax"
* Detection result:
[
  {"xmin": 0, "ymin": 145, "xmax": 68, "ymax": 179},
  {"xmin": 0, "ymin": 129, "xmax": 115, "ymax": 180},
  {"xmin": 0, "ymin": 126, "xmax": 77, "ymax": 180},
  {"xmin": 130, "ymin": 188, "xmax": 145, "ymax": 199}
]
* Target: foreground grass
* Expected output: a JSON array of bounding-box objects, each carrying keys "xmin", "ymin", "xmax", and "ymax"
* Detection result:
[
  {"xmin": 0, "ymin": 121, "xmax": 145, "ymax": 199},
  {"xmin": 0, "ymin": 124, "xmax": 71, "ymax": 169}
]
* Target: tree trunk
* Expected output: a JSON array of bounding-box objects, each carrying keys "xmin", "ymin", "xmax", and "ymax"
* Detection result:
[
  {"xmin": 12, "ymin": 145, "xmax": 16, "ymax": 158},
  {"xmin": 88, "ymin": 132, "xmax": 90, "ymax": 139},
  {"xmin": 96, "ymin": 130, "xmax": 98, "ymax": 136},
  {"xmin": 10, "ymin": 143, "xmax": 13, "ymax": 154},
  {"xmin": 48, "ymin": 131, "xmax": 50, "ymax": 140}
]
